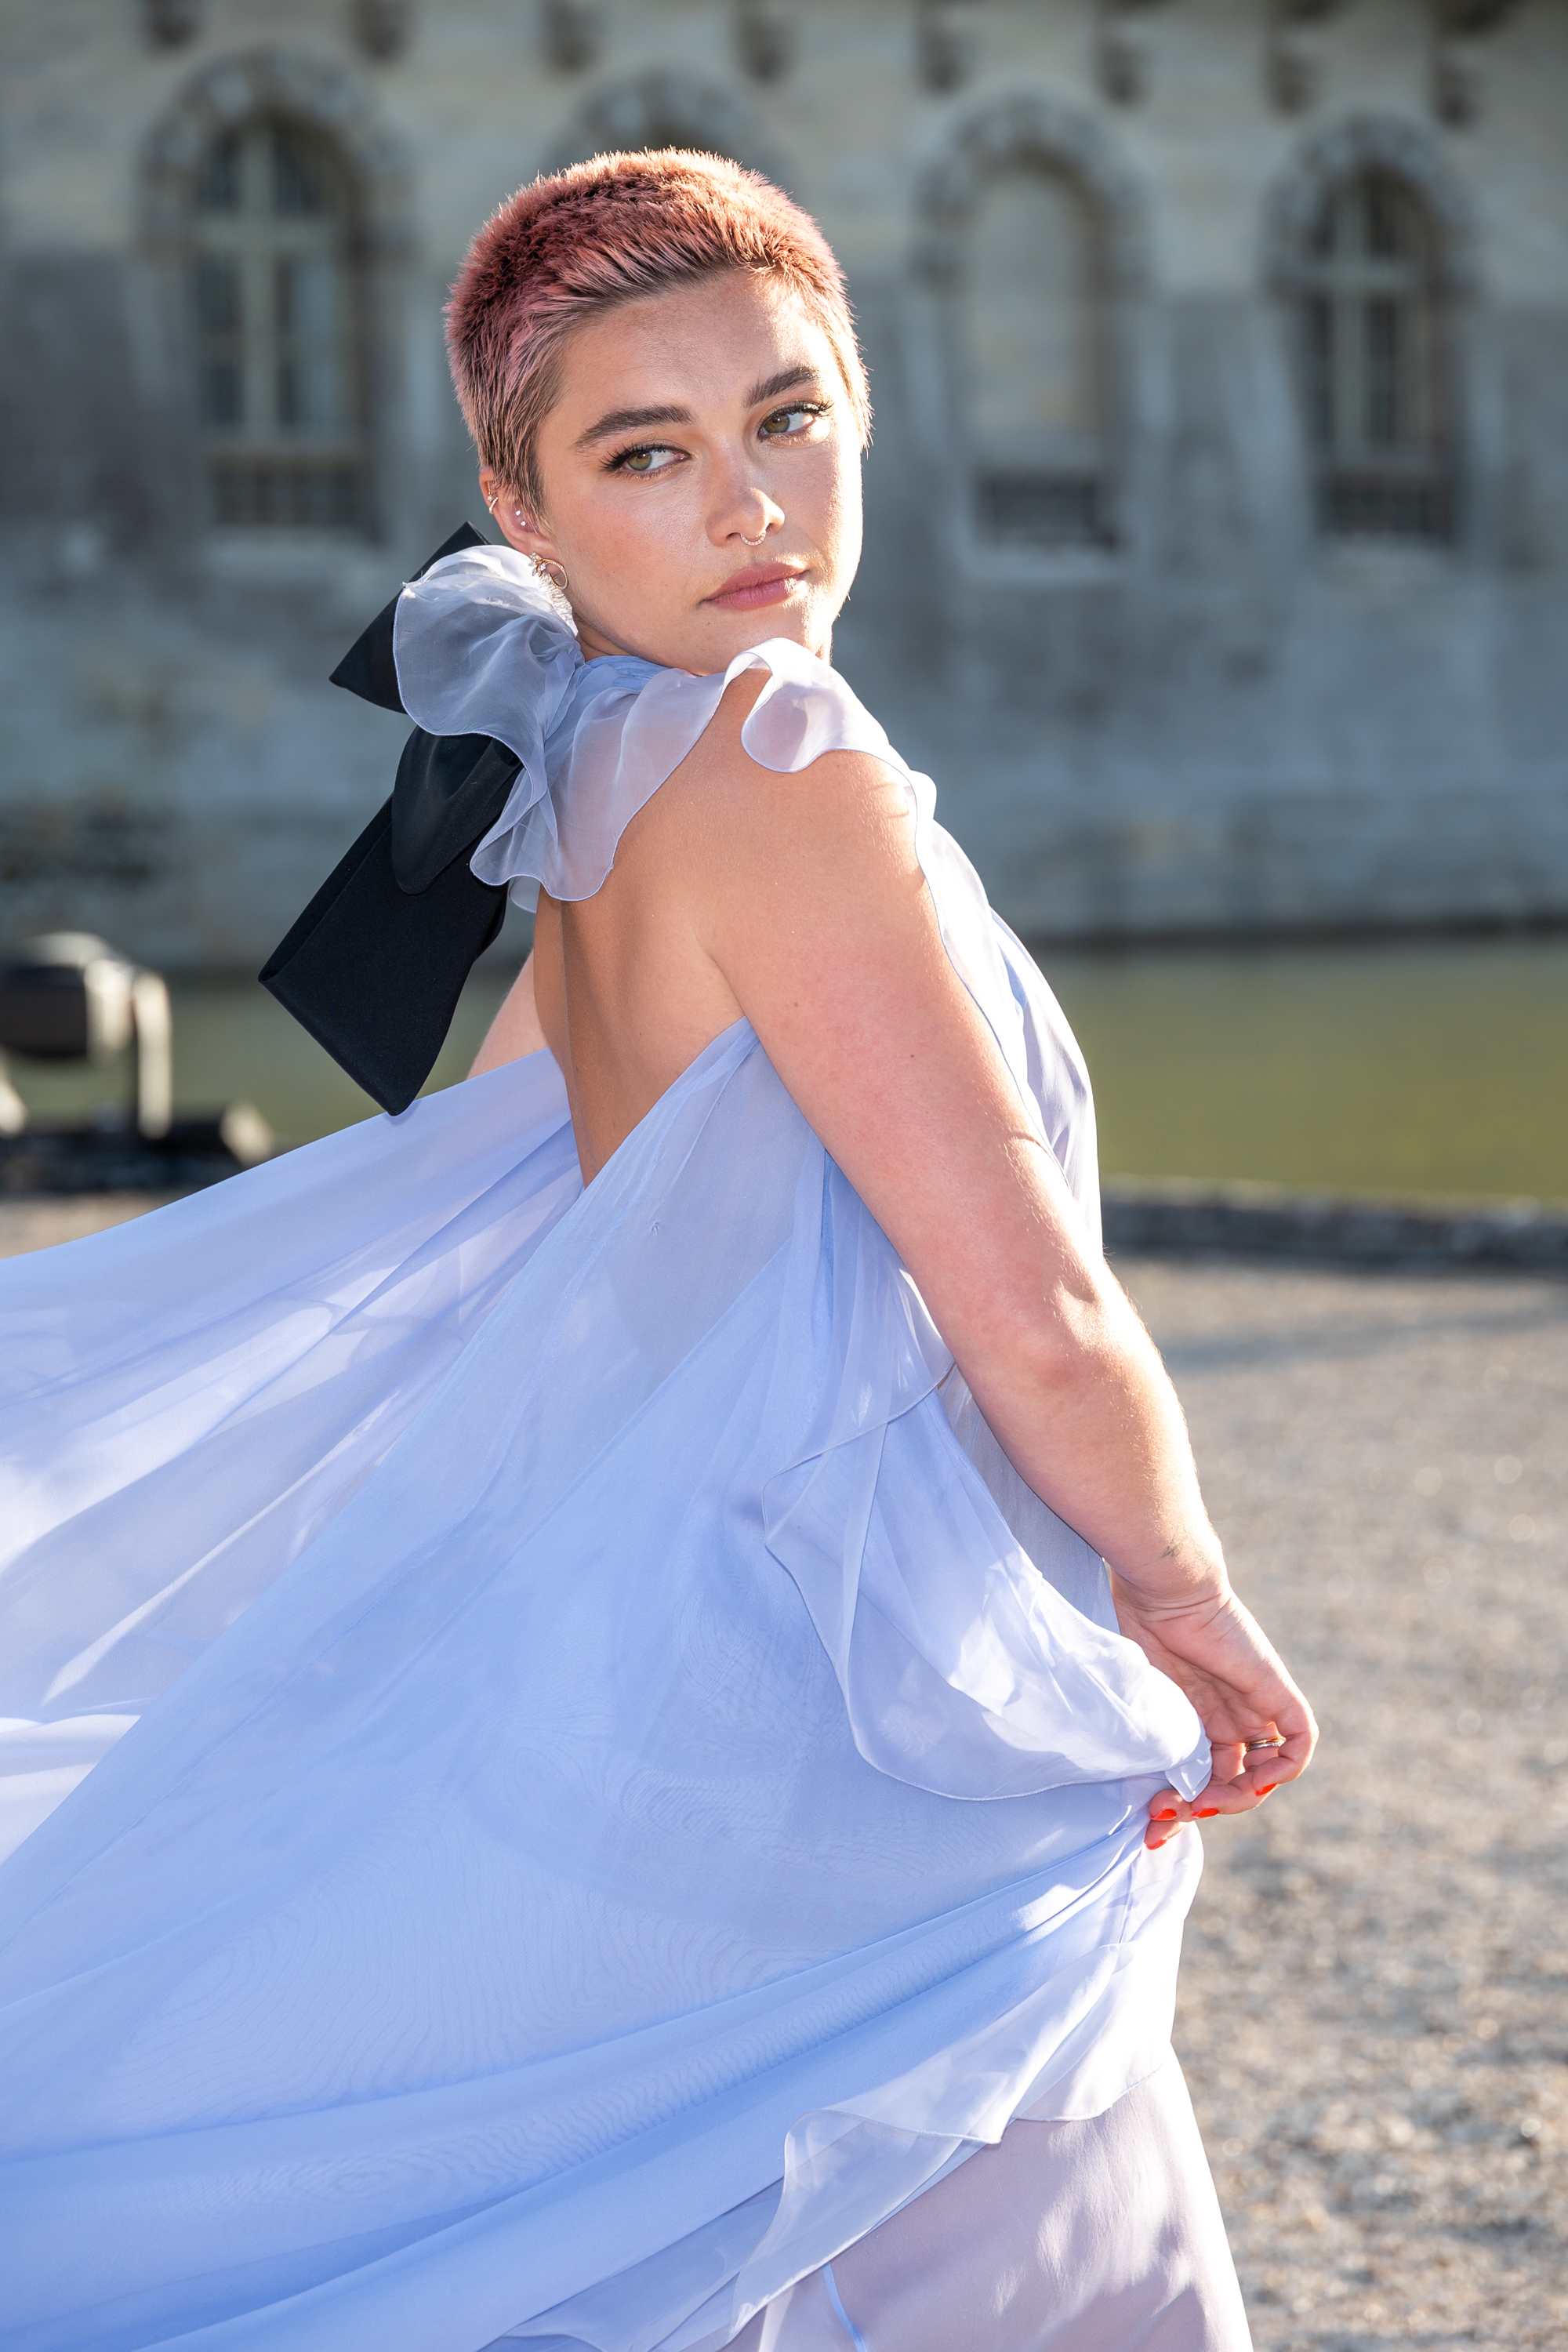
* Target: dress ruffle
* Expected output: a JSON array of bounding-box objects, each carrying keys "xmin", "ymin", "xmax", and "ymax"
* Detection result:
[{"xmin": 0, "ymin": 585, "xmax": 1210, "ymax": 2351}]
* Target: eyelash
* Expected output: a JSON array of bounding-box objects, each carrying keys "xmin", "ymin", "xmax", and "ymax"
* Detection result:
[{"xmin": 604, "ymin": 400, "xmax": 831, "ymax": 476}]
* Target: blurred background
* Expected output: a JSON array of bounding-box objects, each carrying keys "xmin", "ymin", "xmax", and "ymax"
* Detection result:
[{"xmin": 1, "ymin": 0, "xmax": 1565, "ymax": 1196}]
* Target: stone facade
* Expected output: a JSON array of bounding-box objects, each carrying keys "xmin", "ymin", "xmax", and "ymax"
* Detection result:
[{"xmin": 1, "ymin": 0, "xmax": 1563, "ymax": 966}]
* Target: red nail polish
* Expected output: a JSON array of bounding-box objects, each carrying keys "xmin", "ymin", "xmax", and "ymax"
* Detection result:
[
  {"xmin": 1151, "ymin": 1808, "xmax": 1178, "ymax": 1820},
  {"xmin": 1195, "ymin": 1807, "xmax": 1220, "ymax": 1819},
  {"xmin": 1254, "ymin": 1784, "xmax": 1276, "ymax": 1798}
]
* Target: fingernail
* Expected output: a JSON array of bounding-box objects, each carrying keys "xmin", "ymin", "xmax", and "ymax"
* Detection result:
[
  {"xmin": 1151, "ymin": 1808, "xmax": 1178, "ymax": 1820},
  {"xmin": 1195, "ymin": 1807, "xmax": 1220, "ymax": 1819},
  {"xmin": 1255, "ymin": 1784, "xmax": 1276, "ymax": 1798}
]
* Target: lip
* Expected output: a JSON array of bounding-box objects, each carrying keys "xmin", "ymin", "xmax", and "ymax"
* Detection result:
[{"xmin": 703, "ymin": 563, "xmax": 807, "ymax": 612}]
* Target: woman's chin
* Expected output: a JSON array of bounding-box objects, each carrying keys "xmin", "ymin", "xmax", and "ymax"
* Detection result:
[
  {"xmin": 585, "ymin": 601, "xmax": 833, "ymax": 675},
  {"xmin": 696, "ymin": 593, "xmax": 836, "ymax": 670}
]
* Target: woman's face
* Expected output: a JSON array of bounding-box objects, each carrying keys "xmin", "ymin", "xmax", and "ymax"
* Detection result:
[{"xmin": 480, "ymin": 271, "xmax": 863, "ymax": 673}]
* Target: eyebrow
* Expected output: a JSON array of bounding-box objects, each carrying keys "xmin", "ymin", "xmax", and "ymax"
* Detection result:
[
  {"xmin": 746, "ymin": 364, "xmax": 822, "ymax": 408},
  {"xmin": 574, "ymin": 402, "xmax": 689, "ymax": 451},
  {"xmin": 573, "ymin": 365, "xmax": 824, "ymax": 452}
]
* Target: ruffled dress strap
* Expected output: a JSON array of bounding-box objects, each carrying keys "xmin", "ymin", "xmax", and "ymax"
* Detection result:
[{"xmin": 394, "ymin": 553, "xmax": 1078, "ymax": 1202}]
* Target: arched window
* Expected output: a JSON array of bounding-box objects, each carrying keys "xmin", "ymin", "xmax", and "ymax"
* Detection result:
[
  {"xmin": 1300, "ymin": 170, "xmax": 1450, "ymax": 541},
  {"xmin": 191, "ymin": 118, "xmax": 367, "ymax": 530},
  {"xmin": 964, "ymin": 165, "xmax": 1110, "ymax": 549}
]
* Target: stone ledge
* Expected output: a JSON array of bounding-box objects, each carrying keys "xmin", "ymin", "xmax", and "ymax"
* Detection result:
[{"xmin": 1102, "ymin": 1178, "xmax": 1568, "ymax": 1272}]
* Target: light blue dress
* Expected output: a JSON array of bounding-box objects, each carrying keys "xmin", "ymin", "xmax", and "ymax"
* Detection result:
[{"xmin": 0, "ymin": 551, "xmax": 1214, "ymax": 2352}]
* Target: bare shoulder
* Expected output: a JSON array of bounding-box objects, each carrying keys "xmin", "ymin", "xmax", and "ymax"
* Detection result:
[{"xmin": 644, "ymin": 666, "xmax": 920, "ymax": 916}]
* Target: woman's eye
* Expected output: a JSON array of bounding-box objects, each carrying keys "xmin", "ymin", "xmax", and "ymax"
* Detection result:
[
  {"xmin": 760, "ymin": 403, "xmax": 826, "ymax": 441},
  {"xmin": 611, "ymin": 443, "xmax": 684, "ymax": 477}
]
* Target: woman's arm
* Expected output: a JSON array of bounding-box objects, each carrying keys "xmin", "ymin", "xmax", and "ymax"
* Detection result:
[
  {"xmin": 469, "ymin": 952, "xmax": 550, "ymax": 1076},
  {"xmin": 673, "ymin": 691, "xmax": 1315, "ymax": 1834}
]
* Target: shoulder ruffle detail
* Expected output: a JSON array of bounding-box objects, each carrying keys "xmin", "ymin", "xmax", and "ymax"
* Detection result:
[
  {"xmin": 393, "ymin": 544, "xmax": 644, "ymax": 905},
  {"xmin": 389, "ymin": 557, "xmax": 1075, "ymax": 1190},
  {"xmin": 391, "ymin": 549, "xmax": 910, "ymax": 908}
]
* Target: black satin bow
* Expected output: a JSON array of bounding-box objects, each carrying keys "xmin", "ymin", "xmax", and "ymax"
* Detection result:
[{"xmin": 260, "ymin": 525, "xmax": 524, "ymax": 1116}]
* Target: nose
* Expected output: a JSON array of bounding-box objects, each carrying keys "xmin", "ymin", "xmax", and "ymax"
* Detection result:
[{"xmin": 710, "ymin": 472, "xmax": 784, "ymax": 550}]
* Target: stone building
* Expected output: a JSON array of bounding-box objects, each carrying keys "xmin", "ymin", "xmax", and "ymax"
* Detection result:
[{"xmin": 1, "ymin": 0, "xmax": 1563, "ymax": 967}]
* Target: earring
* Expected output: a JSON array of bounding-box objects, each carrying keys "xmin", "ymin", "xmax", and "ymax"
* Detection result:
[
  {"xmin": 485, "ymin": 493, "xmax": 499, "ymax": 514},
  {"xmin": 535, "ymin": 557, "xmax": 569, "ymax": 591}
]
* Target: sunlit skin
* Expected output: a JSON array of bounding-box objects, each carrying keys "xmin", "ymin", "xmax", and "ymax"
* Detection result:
[
  {"xmin": 479, "ymin": 272, "xmax": 862, "ymax": 675},
  {"xmin": 470, "ymin": 271, "xmax": 1316, "ymax": 1846}
]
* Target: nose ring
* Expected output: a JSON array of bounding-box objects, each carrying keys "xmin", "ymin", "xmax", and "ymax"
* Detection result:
[{"xmin": 740, "ymin": 526, "xmax": 770, "ymax": 546}]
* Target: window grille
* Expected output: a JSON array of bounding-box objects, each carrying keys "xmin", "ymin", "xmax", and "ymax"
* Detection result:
[
  {"xmin": 1301, "ymin": 172, "xmax": 1451, "ymax": 543},
  {"xmin": 964, "ymin": 166, "xmax": 1112, "ymax": 551},
  {"xmin": 191, "ymin": 120, "xmax": 367, "ymax": 532}
]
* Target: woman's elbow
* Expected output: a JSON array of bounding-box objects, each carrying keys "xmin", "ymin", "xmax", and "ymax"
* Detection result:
[{"xmin": 986, "ymin": 1271, "xmax": 1145, "ymax": 1399}]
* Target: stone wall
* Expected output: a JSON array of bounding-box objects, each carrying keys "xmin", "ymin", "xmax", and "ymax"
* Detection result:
[{"xmin": 1, "ymin": 0, "xmax": 1563, "ymax": 966}]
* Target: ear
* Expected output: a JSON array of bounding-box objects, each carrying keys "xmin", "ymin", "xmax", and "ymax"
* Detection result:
[{"xmin": 478, "ymin": 469, "xmax": 566, "ymax": 571}]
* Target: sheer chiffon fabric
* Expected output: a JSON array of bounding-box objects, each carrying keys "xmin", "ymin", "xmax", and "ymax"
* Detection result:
[
  {"xmin": 0, "ymin": 550, "xmax": 1227, "ymax": 2352},
  {"xmin": 726, "ymin": 2057, "xmax": 1249, "ymax": 2352}
]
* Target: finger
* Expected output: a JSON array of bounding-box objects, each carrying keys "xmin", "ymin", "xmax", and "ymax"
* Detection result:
[
  {"xmin": 1189, "ymin": 1755, "xmax": 1281, "ymax": 1815},
  {"xmin": 1144, "ymin": 1788, "xmax": 1192, "ymax": 1849},
  {"xmin": 1271, "ymin": 1716, "xmax": 1318, "ymax": 1777},
  {"xmin": 1238, "ymin": 1733, "xmax": 1287, "ymax": 1791},
  {"xmin": 1192, "ymin": 1754, "xmax": 1300, "ymax": 1813},
  {"xmin": 1247, "ymin": 1719, "xmax": 1316, "ymax": 1793}
]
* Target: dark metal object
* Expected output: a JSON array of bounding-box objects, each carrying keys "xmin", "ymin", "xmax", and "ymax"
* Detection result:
[
  {"xmin": 0, "ymin": 934, "xmax": 274, "ymax": 1192},
  {"xmin": 0, "ymin": 934, "xmax": 172, "ymax": 1141}
]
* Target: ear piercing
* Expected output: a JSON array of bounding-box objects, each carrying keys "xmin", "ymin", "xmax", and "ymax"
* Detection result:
[{"xmin": 485, "ymin": 494, "xmax": 565, "ymax": 586}]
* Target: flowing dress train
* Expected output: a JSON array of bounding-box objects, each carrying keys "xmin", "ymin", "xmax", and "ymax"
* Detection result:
[{"xmin": 0, "ymin": 550, "xmax": 1247, "ymax": 2352}]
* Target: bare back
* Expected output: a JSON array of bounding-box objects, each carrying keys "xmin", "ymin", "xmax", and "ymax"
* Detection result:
[
  {"xmin": 530, "ymin": 673, "xmax": 782, "ymax": 1183},
  {"xmin": 530, "ymin": 773, "xmax": 745, "ymax": 1187}
]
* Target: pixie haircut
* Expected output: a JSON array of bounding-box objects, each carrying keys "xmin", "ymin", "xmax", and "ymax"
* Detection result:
[{"xmin": 446, "ymin": 150, "xmax": 871, "ymax": 519}]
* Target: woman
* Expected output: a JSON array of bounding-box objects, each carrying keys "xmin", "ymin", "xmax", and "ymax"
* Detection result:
[{"xmin": 0, "ymin": 154, "xmax": 1314, "ymax": 2350}]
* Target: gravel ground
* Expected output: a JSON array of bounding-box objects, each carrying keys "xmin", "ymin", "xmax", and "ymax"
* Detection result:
[
  {"xmin": 5, "ymin": 1203, "xmax": 1563, "ymax": 2348},
  {"xmin": 0, "ymin": 1195, "xmax": 177, "ymax": 1257},
  {"xmin": 1117, "ymin": 1255, "xmax": 1568, "ymax": 2352}
]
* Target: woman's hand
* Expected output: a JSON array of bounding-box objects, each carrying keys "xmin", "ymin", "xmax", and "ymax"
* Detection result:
[{"xmin": 1112, "ymin": 1577, "xmax": 1318, "ymax": 1850}]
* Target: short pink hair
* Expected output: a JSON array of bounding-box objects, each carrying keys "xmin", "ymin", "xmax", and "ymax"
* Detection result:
[{"xmin": 445, "ymin": 149, "xmax": 871, "ymax": 517}]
